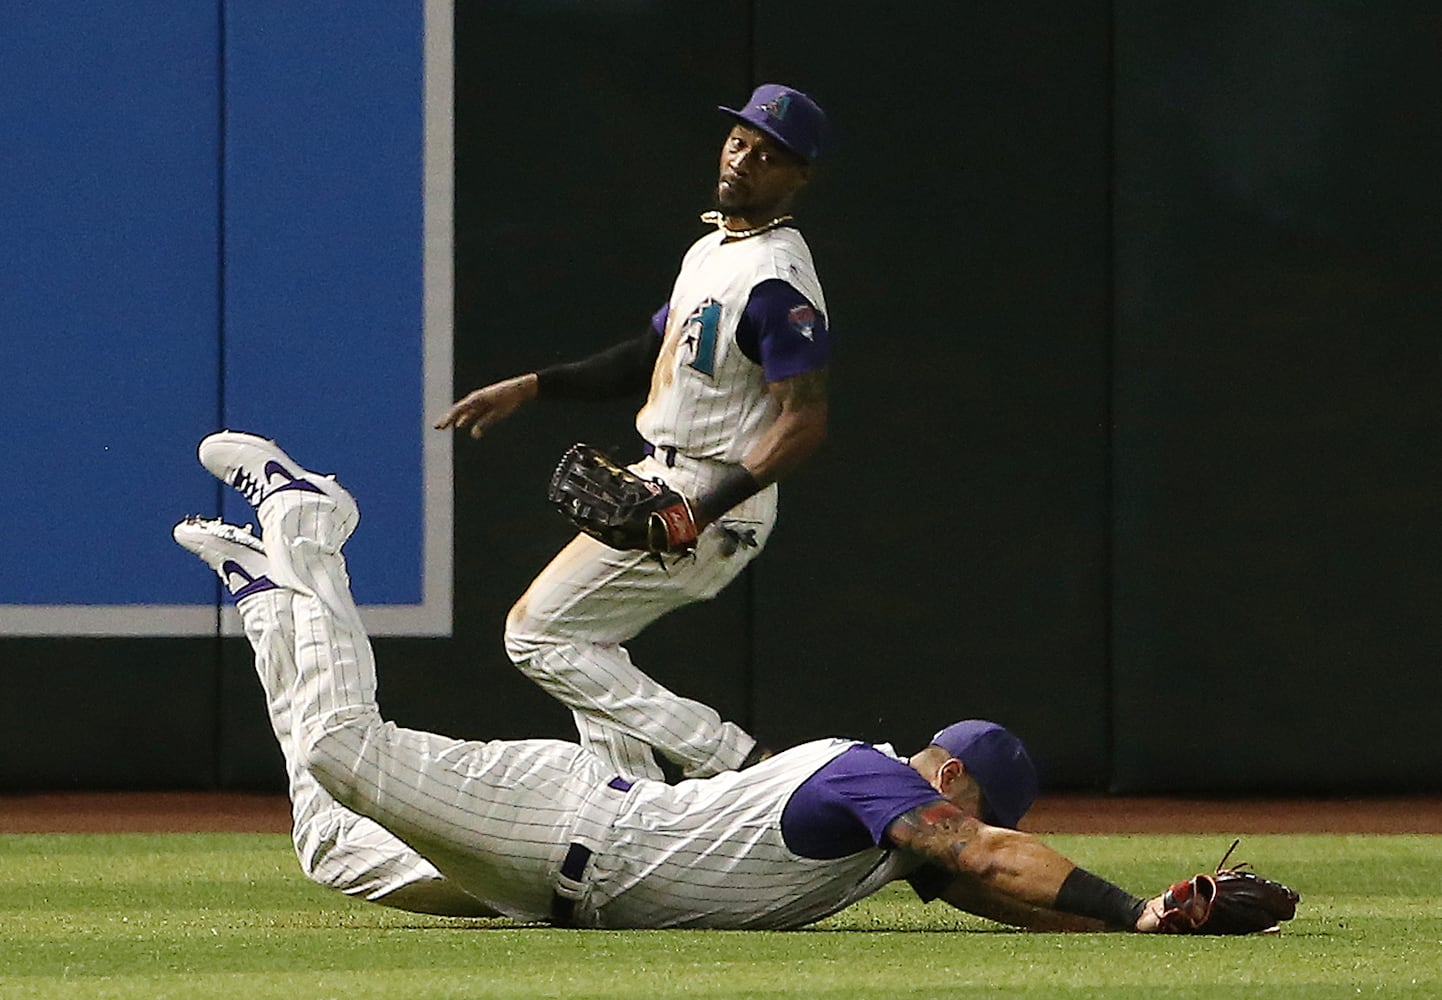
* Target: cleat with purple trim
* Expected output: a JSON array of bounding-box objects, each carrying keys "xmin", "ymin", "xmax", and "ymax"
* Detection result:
[
  {"xmin": 197, "ymin": 431, "xmax": 358, "ymax": 543},
  {"xmin": 172, "ymin": 517, "xmax": 277, "ymax": 600}
]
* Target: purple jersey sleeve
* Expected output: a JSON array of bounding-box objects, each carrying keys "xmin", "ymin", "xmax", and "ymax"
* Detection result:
[
  {"xmin": 779, "ymin": 744, "xmax": 944, "ymax": 860},
  {"xmin": 651, "ymin": 302, "xmax": 669, "ymax": 336},
  {"xmin": 735, "ymin": 278, "xmax": 830, "ymax": 381}
]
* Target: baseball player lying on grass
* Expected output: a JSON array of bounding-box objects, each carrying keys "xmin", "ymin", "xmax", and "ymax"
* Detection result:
[{"xmin": 175, "ymin": 431, "xmax": 1297, "ymax": 933}]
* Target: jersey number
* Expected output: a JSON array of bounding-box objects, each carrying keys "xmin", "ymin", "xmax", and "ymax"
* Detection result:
[{"xmin": 683, "ymin": 299, "xmax": 721, "ymax": 377}]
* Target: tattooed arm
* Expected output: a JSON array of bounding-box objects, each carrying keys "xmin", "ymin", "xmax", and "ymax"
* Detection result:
[
  {"xmin": 886, "ymin": 800, "xmax": 1162, "ymax": 931},
  {"xmin": 694, "ymin": 369, "xmax": 829, "ymax": 528},
  {"xmin": 887, "ymin": 801, "xmax": 1074, "ymax": 909},
  {"xmin": 744, "ymin": 369, "xmax": 828, "ymax": 485},
  {"xmin": 933, "ymin": 874, "xmax": 1109, "ymax": 932}
]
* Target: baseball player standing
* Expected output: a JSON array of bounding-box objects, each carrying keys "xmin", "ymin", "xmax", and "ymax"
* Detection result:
[
  {"xmin": 437, "ymin": 85, "xmax": 833, "ymax": 781},
  {"xmin": 178, "ymin": 431, "xmax": 1183, "ymax": 933}
]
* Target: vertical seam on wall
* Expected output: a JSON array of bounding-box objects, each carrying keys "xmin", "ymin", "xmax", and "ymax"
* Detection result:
[
  {"xmin": 1103, "ymin": 0, "xmax": 1119, "ymax": 792},
  {"xmin": 744, "ymin": 565, "xmax": 757, "ymax": 735},
  {"xmin": 212, "ymin": 0, "xmax": 229, "ymax": 789},
  {"xmin": 745, "ymin": 0, "xmax": 757, "ymax": 87},
  {"xmin": 216, "ymin": 0, "xmax": 228, "ymax": 454},
  {"xmin": 743, "ymin": 0, "xmax": 758, "ymax": 735}
]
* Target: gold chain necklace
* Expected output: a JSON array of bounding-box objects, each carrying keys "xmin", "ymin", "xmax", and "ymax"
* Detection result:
[{"xmin": 699, "ymin": 210, "xmax": 795, "ymax": 240}]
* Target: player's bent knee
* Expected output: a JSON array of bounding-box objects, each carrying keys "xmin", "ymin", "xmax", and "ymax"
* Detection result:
[
  {"xmin": 503, "ymin": 603, "xmax": 556, "ymax": 665},
  {"xmin": 294, "ymin": 709, "xmax": 381, "ymax": 807}
]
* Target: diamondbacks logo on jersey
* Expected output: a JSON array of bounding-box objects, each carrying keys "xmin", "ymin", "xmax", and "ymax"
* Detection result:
[
  {"xmin": 682, "ymin": 298, "xmax": 723, "ymax": 376},
  {"xmin": 787, "ymin": 303, "xmax": 817, "ymax": 341}
]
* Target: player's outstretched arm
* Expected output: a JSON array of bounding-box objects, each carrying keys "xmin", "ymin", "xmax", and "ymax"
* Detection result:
[
  {"xmin": 931, "ymin": 873, "xmax": 1109, "ymax": 932},
  {"xmin": 434, "ymin": 373, "xmax": 538, "ymax": 439},
  {"xmin": 935, "ymin": 876, "xmax": 1173, "ymax": 932},
  {"xmin": 885, "ymin": 801, "xmax": 1161, "ymax": 932},
  {"xmin": 436, "ymin": 328, "xmax": 661, "ymax": 439}
]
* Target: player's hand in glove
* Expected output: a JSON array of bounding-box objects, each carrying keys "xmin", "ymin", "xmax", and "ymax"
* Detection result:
[
  {"xmin": 1140, "ymin": 840, "xmax": 1300, "ymax": 935},
  {"xmin": 547, "ymin": 443, "xmax": 699, "ymax": 554}
]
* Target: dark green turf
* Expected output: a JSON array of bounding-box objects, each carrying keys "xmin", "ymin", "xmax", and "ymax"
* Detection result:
[{"xmin": 1, "ymin": 833, "xmax": 1435, "ymax": 999}]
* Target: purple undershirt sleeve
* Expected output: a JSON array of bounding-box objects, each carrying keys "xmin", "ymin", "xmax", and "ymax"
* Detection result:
[
  {"xmin": 735, "ymin": 278, "xmax": 830, "ymax": 382},
  {"xmin": 780, "ymin": 744, "xmax": 943, "ymax": 860}
]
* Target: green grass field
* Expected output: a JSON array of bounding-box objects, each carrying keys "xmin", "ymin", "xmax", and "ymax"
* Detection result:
[{"xmin": 1, "ymin": 832, "xmax": 1437, "ymax": 999}]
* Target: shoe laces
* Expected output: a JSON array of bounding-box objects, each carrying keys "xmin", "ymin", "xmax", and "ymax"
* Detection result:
[{"xmin": 230, "ymin": 468, "xmax": 265, "ymax": 505}]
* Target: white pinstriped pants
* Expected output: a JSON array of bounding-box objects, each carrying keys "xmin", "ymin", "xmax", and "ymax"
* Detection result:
[
  {"xmin": 246, "ymin": 491, "xmax": 900, "ymax": 930},
  {"xmin": 238, "ymin": 582, "xmax": 501, "ymax": 915},
  {"xmin": 246, "ymin": 493, "xmax": 613, "ymax": 922},
  {"xmin": 505, "ymin": 454, "xmax": 779, "ymax": 781}
]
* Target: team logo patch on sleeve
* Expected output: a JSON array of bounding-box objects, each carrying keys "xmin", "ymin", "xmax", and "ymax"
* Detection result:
[{"xmin": 787, "ymin": 303, "xmax": 817, "ymax": 341}]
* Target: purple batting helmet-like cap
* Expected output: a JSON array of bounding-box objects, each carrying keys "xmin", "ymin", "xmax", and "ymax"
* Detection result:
[
  {"xmin": 718, "ymin": 83, "xmax": 828, "ymax": 162},
  {"xmin": 930, "ymin": 720, "xmax": 1039, "ymax": 829}
]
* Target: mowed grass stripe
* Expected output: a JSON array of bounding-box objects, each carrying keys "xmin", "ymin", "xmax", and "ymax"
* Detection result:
[{"xmin": 1, "ymin": 833, "xmax": 1438, "ymax": 999}]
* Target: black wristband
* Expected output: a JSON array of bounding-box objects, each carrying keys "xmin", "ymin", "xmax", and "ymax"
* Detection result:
[
  {"xmin": 694, "ymin": 464, "xmax": 762, "ymax": 523},
  {"xmin": 1054, "ymin": 867, "xmax": 1147, "ymax": 929}
]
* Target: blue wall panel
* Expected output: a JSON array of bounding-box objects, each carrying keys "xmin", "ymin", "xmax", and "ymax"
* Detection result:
[
  {"xmin": 221, "ymin": 2, "xmax": 427, "ymax": 606},
  {"xmin": 1, "ymin": 1, "xmax": 446, "ymax": 633},
  {"xmin": 0, "ymin": 3, "xmax": 221, "ymax": 607}
]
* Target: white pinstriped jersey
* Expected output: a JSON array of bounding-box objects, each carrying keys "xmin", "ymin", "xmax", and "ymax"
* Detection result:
[
  {"xmin": 580, "ymin": 738, "xmax": 921, "ymax": 929},
  {"xmin": 636, "ymin": 226, "xmax": 826, "ymax": 464}
]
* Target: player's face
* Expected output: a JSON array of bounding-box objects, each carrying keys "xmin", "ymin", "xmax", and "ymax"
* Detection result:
[{"xmin": 716, "ymin": 124, "xmax": 810, "ymax": 222}]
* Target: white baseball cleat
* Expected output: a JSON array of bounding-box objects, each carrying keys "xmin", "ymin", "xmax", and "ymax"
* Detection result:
[
  {"xmin": 196, "ymin": 432, "xmax": 362, "ymax": 615},
  {"xmin": 172, "ymin": 516, "xmax": 277, "ymax": 600},
  {"xmin": 197, "ymin": 431, "xmax": 358, "ymax": 545}
]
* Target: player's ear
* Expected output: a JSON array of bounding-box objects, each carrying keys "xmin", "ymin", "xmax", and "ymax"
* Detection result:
[
  {"xmin": 943, "ymin": 759, "xmax": 989, "ymax": 817},
  {"xmin": 936, "ymin": 757, "xmax": 964, "ymax": 793}
]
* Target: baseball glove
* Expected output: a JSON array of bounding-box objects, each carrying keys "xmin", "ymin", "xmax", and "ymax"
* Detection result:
[
  {"xmin": 1157, "ymin": 839, "xmax": 1300, "ymax": 934},
  {"xmin": 547, "ymin": 443, "xmax": 698, "ymax": 553}
]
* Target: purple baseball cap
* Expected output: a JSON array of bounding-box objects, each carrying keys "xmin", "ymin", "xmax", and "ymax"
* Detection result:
[
  {"xmin": 930, "ymin": 720, "xmax": 1039, "ymax": 829},
  {"xmin": 719, "ymin": 83, "xmax": 827, "ymax": 162}
]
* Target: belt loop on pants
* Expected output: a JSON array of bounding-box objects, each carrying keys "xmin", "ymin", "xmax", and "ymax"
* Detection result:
[
  {"xmin": 550, "ymin": 843, "xmax": 592, "ymax": 927},
  {"xmin": 550, "ymin": 775, "xmax": 633, "ymax": 927},
  {"xmin": 641, "ymin": 438, "xmax": 677, "ymax": 468}
]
